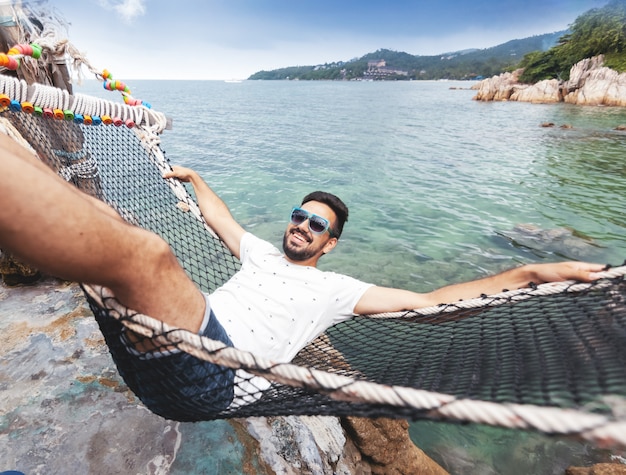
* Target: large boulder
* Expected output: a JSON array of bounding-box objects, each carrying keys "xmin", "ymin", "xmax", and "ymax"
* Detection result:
[
  {"xmin": 341, "ymin": 417, "xmax": 449, "ymax": 475},
  {"xmin": 472, "ymin": 69, "xmax": 526, "ymax": 101},
  {"xmin": 473, "ymin": 55, "xmax": 626, "ymax": 106},
  {"xmin": 563, "ymin": 55, "xmax": 626, "ymax": 106},
  {"xmin": 511, "ymin": 78, "xmax": 561, "ymax": 103}
]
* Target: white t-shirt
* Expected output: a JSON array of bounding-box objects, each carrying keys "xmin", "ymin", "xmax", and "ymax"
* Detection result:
[{"xmin": 210, "ymin": 232, "xmax": 373, "ymax": 362}]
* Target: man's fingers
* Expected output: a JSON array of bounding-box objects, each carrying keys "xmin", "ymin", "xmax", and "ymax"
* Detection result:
[{"xmin": 571, "ymin": 262, "xmax": 606, "ymax": 282}]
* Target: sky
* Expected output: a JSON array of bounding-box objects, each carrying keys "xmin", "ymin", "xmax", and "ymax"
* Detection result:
[{"xmin": 19, "ymin": 0, "xmax": 611, "ymax": 80}]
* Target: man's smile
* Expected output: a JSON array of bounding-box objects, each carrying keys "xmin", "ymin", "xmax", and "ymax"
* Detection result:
[{"xmin": 289, "ymin": 228, "xmax": 311, "ymax": 244}]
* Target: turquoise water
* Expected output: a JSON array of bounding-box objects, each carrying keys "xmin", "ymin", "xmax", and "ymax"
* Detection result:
[{"xmin": 77, "ymin": 79, "xmax": 626, "ymax": 473}]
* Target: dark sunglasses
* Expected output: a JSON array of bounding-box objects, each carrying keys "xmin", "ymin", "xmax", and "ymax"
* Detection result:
[{"xmin": 290, "ymin": 207, "xmax": 335, "ymax": 237}]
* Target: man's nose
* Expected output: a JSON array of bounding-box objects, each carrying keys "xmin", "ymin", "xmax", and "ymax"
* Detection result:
[{"xmin": 296, "ymin": 218, "xmax": 311, "ymax": 232}]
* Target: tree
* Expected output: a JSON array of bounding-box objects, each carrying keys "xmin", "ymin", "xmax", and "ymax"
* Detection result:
[{"xmin": 519, "ymin": 0, "xmax": 626, "ymax": 83}]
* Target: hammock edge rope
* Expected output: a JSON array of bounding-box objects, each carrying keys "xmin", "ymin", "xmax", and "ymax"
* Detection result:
[{"xmin": 81, "ymin": 277, "xmax": 626, "ymax": 449}]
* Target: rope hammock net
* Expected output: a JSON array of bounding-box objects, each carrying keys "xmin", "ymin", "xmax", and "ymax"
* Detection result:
[{"xmin": 1, "ymin": 42, "xmax": 626, "ymax": 449}]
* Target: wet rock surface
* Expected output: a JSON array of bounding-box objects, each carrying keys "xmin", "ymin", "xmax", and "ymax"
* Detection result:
[
  {"xmin": 0, "ymin": 279, "xmax": 262, "ymax": 474},
  {"xmin": 0, "ymin": 279, "xmax": 446, "ymax": 474}
]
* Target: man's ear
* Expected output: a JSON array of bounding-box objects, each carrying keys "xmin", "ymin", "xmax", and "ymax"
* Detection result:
[{"xmin": 322, "ymin": 237, "xmax": 338, "ymax": 254}]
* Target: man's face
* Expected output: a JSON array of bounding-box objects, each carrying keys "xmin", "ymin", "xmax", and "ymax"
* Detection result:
[{"xmin": 282, "ymin": 201, "xmax": 337, "ymax": 264}]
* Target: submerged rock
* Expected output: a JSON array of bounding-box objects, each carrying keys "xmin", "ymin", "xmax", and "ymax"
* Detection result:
[{"xmin": 495, "ymin": 223, "xmax": 600, "ymax": 261}]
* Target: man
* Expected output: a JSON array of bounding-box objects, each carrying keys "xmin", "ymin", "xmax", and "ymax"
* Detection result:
[
  {"xmin": 0, "ymin": 133, "xmax": 605, "ymax": 416},
  {"xmin": 164, "ymin": 164, "xmax": 604, "ymax": 324}
]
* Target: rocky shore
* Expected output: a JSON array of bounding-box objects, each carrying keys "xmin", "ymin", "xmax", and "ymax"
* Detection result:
[
  {"xmin": 0, "ymin": 277, "xmax": 447, "ymax": 474},
  {"xmin": 4, "ymin": 277, "xmax": 626, "ymax": 474},
  {"xmin": 472, "ymin": 55, "xmax": 626, "ymax": 107}
]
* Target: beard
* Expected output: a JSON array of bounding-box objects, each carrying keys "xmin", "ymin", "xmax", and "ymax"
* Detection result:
[{"xmin": 282, "ymin": 229, "xmax": 322, "ymax": 262}]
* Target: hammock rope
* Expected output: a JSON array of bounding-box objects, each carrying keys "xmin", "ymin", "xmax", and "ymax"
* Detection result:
[
  {"xmin": 1, "ymin": 38, "xmax": 626, "ymax": 449},
  {"xmin": 81, "ymin": 267, "xmax": 626, "ymax": 445}
]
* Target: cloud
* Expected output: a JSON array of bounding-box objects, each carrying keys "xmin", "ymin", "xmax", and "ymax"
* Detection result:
[{"xmin": 104, "ymin": 0, "xmax": 146, "ymax": 23}]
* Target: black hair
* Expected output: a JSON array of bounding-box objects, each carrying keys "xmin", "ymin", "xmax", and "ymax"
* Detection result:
[{"xmin": 301, "ymin": 191, "xmax": 349, "ymax": 239}]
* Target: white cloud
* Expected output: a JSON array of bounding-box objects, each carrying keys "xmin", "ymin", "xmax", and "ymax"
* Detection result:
[{"xmin": 104, "ymin": 0, "xmax": 146, "ymax": 23}]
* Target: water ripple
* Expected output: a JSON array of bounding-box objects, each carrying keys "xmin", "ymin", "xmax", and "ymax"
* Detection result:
[{"xmin": 78, "ymin": 79, "xmax": 626, "ymax": 285}]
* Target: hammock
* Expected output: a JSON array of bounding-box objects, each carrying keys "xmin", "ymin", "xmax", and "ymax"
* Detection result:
[{"xmin": 1, "ymin": 50, "xmax": 626, "ymax": 449}]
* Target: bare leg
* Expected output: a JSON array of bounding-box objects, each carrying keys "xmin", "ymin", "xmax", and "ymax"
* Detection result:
[{"xmin": 0, "ymin": 133, "xmax": 205, "ymax": 333}]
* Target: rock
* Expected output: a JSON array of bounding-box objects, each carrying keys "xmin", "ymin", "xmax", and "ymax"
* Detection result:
[
  {"xmin": 243, "ymin": 415, "xmax": 356, "ymax": 475},
  {"xmin": 472, "ymin": 69, "xmax": 525, "ymax": 101},
  {"xmin": 241, "ymin": 415, "xmax": 449, "ymax": 475},
  {"xmin": 495, "ymin": 224, "xmax": 599, "ymax": 261},
  {"xmin": 0, "ymin": 250, "xmax": 41, "ymax": 286},
  {"xmin": 567, "ymin": 56, "xmax": 607, "ymax": 90},
  {"xmin": 511, "ymin": 78, "xmax": 561, "ymax": 103},
  {"xmin": 562, "ymin": 55, "xmax": 626, "ymax": 106},
  {"xmin": 566, "ymin": 463, "xmax": 626, "ymax": 475},
  {"xmin": 473, "ymin": 55, "xmax": 626, "ymax": 107},
  {"xmin": 341, "ymin": 417, "xmax": 449, "ymax": 475}
]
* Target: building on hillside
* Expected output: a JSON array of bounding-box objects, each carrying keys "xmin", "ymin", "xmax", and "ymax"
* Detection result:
[{"xmin": 365, "ymin": 59, "xmax": 408, "ymax": 80}]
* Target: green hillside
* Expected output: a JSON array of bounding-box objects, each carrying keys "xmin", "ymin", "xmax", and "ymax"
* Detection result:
[
  {"xmin": 249, "ymin": 0, "xmax": 626, "ymax": 82},
  {"xmin": 248, "ymin": 33, "xmax": 564, "ymax": 81}
]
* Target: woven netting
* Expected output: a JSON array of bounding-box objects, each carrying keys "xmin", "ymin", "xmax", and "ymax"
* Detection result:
[{"xmin": 2, "ymin": 76, "xmax": 626, "ymax": 447}]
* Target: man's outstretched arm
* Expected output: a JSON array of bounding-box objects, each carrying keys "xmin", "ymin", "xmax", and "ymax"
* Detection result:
[
  {"xmin": 354, "ymin": 261, "xmax": 605, "ymax": 315},
  {"xmin": 163, "ymin": 166, "xmax": 246, "ymax": 259}
]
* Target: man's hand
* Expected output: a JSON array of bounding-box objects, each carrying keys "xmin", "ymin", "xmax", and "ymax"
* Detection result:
[
  {"xmin": 163, "ymin": 165, "xmax": 246, "ymax": 259},
  {"xmin": 163, "ymin": 165, "xmax": 198, "ymax": 183},
  {"xmin": 526, "ymin": 261, "xmax": 606, "ymax": 285}
]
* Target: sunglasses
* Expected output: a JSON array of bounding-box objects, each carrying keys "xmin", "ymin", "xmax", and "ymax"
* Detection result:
[{"xmin": 290, "ymin": 207, "xmax": 335, "ymax": 237}]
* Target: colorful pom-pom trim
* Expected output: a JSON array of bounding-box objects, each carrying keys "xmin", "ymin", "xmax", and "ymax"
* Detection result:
[
  {"xmin": 0, "ymin": 44, "xmax": 145, "ymax": 128},
  {"xmin": 0, "ymin": 42, "xmax": 42, "ymax": 71},
  {"xmin": 101, "ymin": 69, "xmax": 151, "ymax": 109}
]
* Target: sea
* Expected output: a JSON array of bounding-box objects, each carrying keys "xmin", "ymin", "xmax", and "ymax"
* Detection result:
[{"xmin": 73, "ymin": 78, "xmax": 626, "ymax": 474}]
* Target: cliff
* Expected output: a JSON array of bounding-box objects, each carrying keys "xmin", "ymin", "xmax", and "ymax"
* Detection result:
[{"xmin": 472, "ymin": 55, "xmax": 626, "ymax": 106}]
